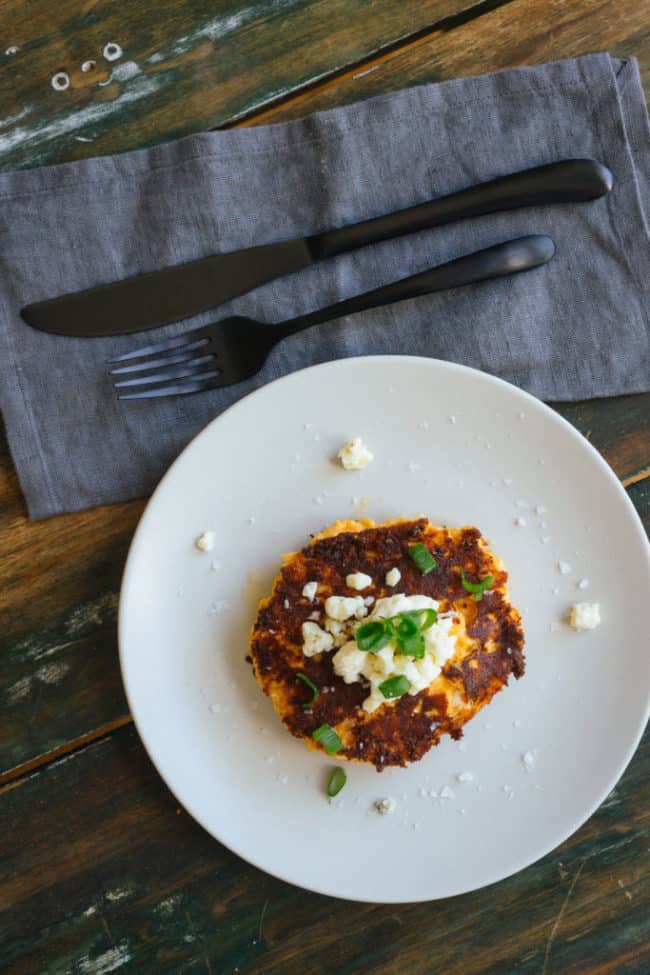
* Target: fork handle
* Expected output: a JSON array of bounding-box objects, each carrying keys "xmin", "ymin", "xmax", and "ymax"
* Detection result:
[
  {"xmin": 308, "ymin": 160, "xmax": 610, "ymax": 260},
  {"xmin": 277, "ymin": 235, "xmax": 554, "ymax": 338}
]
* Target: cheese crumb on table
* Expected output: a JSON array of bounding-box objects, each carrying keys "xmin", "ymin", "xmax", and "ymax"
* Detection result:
[
  {"xmin": 338, "ymin": 437, "xmax": 374, "ymax": 470},
  {"xmin": 374, "ymin": 797, "xmax": 396, "ymax": 815},
  {"xmin": 570, "ymin": 602, "xmax": 601, "ymax": 630},
  {"xmin": 195, "ymin": 531, "xmax": 215, "ymax": 552},
  {"xmin": 558, "ymin": 561, "xmax": 572, "ymax": 575}
]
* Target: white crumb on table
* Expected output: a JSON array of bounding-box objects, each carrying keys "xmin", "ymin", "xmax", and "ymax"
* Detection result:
[
  {"xmin": 208, "ymin": 600, "xmax": 229, "ymax": 615},
  {"xmin": 448, "ymin": 415, "xmax": 457, "ymax": 424},
  {"xmin": 503, "ymin": 477, "xmax": 513, "ymax": 486},
  {"xmin": 570, "ymin": 603, "xmax": 601, "ymax": 630},
  {"xmin": 195, "ymin": 531, "xmax": 215, "ymax": 552},
  {"xmin": 456, "ymin": 771, "xmax": 474, "ymax": 783},
  {"xmin": 522, "ymin": 751, "xmax": 536, "ymax": 771},
  {"xmin": 558, "ymin": 561, "xmax": 572, "ymax": 575},
  {"xmin": 374, "ymin": 797, "xmax": 396, "ymax": 815},
  {"xmin": 535, "ymin": 504, "xmax": 547, "ymax": 514},
  {"xmin": 577, "ymin": 578, "xmax": 590, "ymax": 590},
  {"xmin": 209, "ymin": 703, "xmax": 221, "ymax": 714},
  {"xmin": 338, "ymin": 437, "xmax": 374, "ymax": 470},
  {"xmin": 439, "ymin": 785, "xmax": 455, "ymax": 800},
  {"xmin": 515, "ymin": 516, "xmax": 527, "ymax": 527}
]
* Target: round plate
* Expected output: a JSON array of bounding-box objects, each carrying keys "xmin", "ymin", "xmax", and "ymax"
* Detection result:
[{"xmin": 119, "ymin": 356, "xmax": 650, "ymax": 903}]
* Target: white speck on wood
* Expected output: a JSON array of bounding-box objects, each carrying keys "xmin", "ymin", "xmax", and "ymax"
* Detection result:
[
  {"xmin": 0, "ymin": 74, "xmax": 163, "ymax": 156},
  {"xmin": 155, "ymin": 894, "xmax": 181, "ymax": 916},
  {"xmin": 82, "ymin": 904, "xmax": 98, "ymax": 917},
  {"xmin": 98, "ymin": 60, "xmax": 142, "ymax": 86},
  {"xmin": 76, "ymin": 941, "xmax": 132, "ymax": 974},
  {"xmin": 36, "ymin": 661, "xmax": 70, "ymax": 684},
  {"xmin": 105, "ymin": 886, "xmax": 133, "ymax": 902},
  {"xmin": 51, "ymin": 72, "xmax": 71, "ymax": 92},
  {"xmin": 6, "ymin": 675, "xmax": 32, "ymax": 703},
  {"xmin": 103, "ymin": 42, "xmax": 123, "ymax": 62},
  {"xmin": 5, "ymin": 45, "xmax": 20, "ymax": 55},
  {"xmin": 542, "ymin": 858, "xmax": 590, "ymax": 975}
]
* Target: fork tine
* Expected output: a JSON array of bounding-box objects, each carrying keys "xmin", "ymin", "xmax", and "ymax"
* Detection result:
[
  {"xmin": 116, "ymin": 372, "xmax": 222, "ymax": 400},
  {"xmin": 109, "ymin": 349, "xmax": 209, "ymax": 376},
  {"xmin": 107, "ymin": 330, "xmax": 210, "ymax": 364},
  {"xmin": 113, "ymin": 357, "xmax": 217, "ymax": 388}
]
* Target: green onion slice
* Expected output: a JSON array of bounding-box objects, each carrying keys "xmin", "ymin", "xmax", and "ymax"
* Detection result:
[
  {"xmin": 356, "ymin": 620, "xmax": 391, "ymax": 652},
  {"xmin": 312, "ymin": 723, "xmax": 344, "ymax": 754},
  {"xmin": 296, "ymin": 672, "xmax": 319, "ymax": 709},
  {"xmin": 326, "ymin": 766, "xmax": 347, "ymax": 799},
  {"xmin": 461, "ymin": 570, "xmax": 495, "ymax": 601},
  {"xmin": 400, "ymin": 608, "xmax": 437, "ymax": 631},
  {"xmin": 408, "ymin": 543, "xmax": 437, "ymax": 574},
  {"xmin": 395, "ymin": 614, "xmax": 419, "ymax": 639},
  {"xmin": 398, "ymin": 630, "xmax": 425, "ymax": 658},
  {"xmin": 379, "ymin": 675, "xmax": 412, "ymax": 699}
]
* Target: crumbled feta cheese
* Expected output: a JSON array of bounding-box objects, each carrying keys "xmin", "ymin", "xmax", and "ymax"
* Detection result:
[
  {"xmin": 346, "ymin": 571, "xmax": 372, "ymax": 591},
  {"xmin": 331, "ymin": 593, "xmax": 455, "ymax": 712},
  {"xmin": 448, "ymin": 415, "xmax": 457, "ymax": 424},
  {"xmin": 302, "ymin": 581, "xmax": 318, "ymax": 601},
  {"xmin": 195, "ymin": 531, "xmax": 215, "ymax": 552},
  {"xmin": 522, "ymin": 751, "xmax": 536, "ymax": 771},
  {"xmin": 569, "ymin": 602, "xmax": 601, "ymax": 630},
  {"xmin": 301, "ymin": 621, "xmax": 334, "ymax": 656},
  {"xmin": 558, "ymin": 561, "xmax": 572, "ymax": 575},
  {"xmin": 325, "ymin": 595, "xmax": 365, "ymax": 621},
  {"xmin": 283, "ymin": 599, "xmax": 291, "ymax": 610},
  {"xmin": 456, "ymin": 771, "xmax": 474, "ymax": 783},
  {"xmin": 577, "ymin": 578, "xmax": 590, "ymax": 590},
  {"xmin": 385, "ymin": 567, "xmax": 401, "ymax": 587},
  {"xmin": 515, "ymin": 517, "xmax": 527, "ymax": 527},
  {"xmin": 338, "ymin": 437, "xmax": 374, "ymax": 471},
  {"xmin": 323, "ymin": 618, "xmax": 348, "ymax": 647},
  {"xmin": 375, "ymin": 797, "xmax": 396, "ymax": 815},
  {"xmin": 363, "ymin": 595, "xmax": 375, "ymax": 606}
]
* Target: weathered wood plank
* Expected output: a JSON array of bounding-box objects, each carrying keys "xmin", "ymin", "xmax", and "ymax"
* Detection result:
[
  {"xmin": 0, "ymin": 723, "xmax": 647, "ymax": 974},
  {"xmin": 0, "ymin": 0, "xmax": 486, "ymax": 171},
  {"xmin": 248, "ymin": 0, "xmax": 650, "ymax": 125}
]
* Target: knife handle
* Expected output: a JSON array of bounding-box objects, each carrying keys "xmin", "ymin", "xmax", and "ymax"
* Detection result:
[
  {"xmin": 281, "ymin": 234, "xmax": 554, "ymax": 337},
  {"xmin": 308, "ymin": 159, "xmax": 611, "ymax": 261}
]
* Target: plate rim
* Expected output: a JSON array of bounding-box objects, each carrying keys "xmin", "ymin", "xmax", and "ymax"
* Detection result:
[{"xmin": 118, "ymin": 354, "xmax": 650, "ymax": 903}]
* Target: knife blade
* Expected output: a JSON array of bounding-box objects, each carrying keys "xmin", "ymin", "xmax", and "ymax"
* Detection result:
[{"xmin": 21, "ymin": 159, "xmax": 612, "ymax": 337}]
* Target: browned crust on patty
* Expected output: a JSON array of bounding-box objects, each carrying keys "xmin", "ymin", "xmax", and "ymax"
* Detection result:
[{"xmin": 249, "ymin": 518, "xmax": 525, "ymax": 770}]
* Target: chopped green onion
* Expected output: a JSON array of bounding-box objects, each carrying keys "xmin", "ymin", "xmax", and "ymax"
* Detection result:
[
  {"xmin": 379, "ymin": 675, "xmax": 412, "ymax": 699},
  {"xmin": 326, "ymin": 766, "xmax": 347, "ymax": 800},
  {"xmin": 356, "ymin": 620, "xmax": 391, "ymax": 652},
  {"xmin": 395, "ymin": 614, "xmax": 419, "ymax": 639},
  {"xmin": 461, "ymin": 570, "xmax": 495, "ymax": 601},
  {"xmin": 312, "ymin": 723, "xmax": 344, "ymax": 754},
  {"xmin": 398, "ymin": 630, "xmax": 425, "ymax": 658},
  {"xmin": 404, "ymin": 608, "xmax": 438, "ymax": 631},
  {"xmin": 296, "ymin": 672, "xmax": 319, "ymax": 709},
  {"xmin": 408, "ymin": 543, "xmax": 437, "ymax": 574}
]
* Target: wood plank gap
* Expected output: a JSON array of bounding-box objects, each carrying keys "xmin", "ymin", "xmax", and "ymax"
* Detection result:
[
  {"xmin": 222, "ymin": 0, "xmax": 518, "ymax": 130},
  {"xmin": 622, "ymin": 467, "xmax": 650, "ymax": 488},
  {"xmin": 0, "ymin": 713, "xmax": 132, "ymax": 789}
]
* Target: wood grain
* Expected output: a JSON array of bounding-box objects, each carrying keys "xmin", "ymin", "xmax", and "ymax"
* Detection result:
[
  {"xmin": 0, "ymin": 0, "xmax": 486, "ymax": 171},
  {"xmin": 0, "ymin": 723, "xmax": 647, "ymax": 974},
  {"xmin": 248, "ymin": 0, "xmax": 650, "ymax": 125}
]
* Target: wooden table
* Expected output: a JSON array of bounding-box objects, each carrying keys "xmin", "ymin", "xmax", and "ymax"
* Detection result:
[{"xmin": 1, "ymin": 2, "xmax": 648, "ymax": 972}]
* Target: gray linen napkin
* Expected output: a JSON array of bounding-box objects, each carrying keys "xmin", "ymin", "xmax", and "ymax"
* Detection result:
[{"xmin": 0, "ymin": 53, "xmax": 648, "ymax": 519}]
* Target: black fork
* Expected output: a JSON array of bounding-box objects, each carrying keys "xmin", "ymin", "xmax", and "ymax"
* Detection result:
[{"xmin": 108, "ymin": 235, "xmax": 554, "ymax": 399}]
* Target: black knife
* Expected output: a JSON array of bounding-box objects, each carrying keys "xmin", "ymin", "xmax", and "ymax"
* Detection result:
[{"xmin": 21, "ymin": 158, "xmax": 612, "ymax": 337}]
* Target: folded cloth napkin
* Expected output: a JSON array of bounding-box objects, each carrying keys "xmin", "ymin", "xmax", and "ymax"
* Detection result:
[{"xmin": 0, "ymin": 53, "xmax": 648, "ymax": 519}]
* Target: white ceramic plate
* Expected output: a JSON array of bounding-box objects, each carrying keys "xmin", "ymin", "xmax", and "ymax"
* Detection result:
[{"xmin": 119, "ymin": 356, "xmax": 649, "ymax": 903}]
